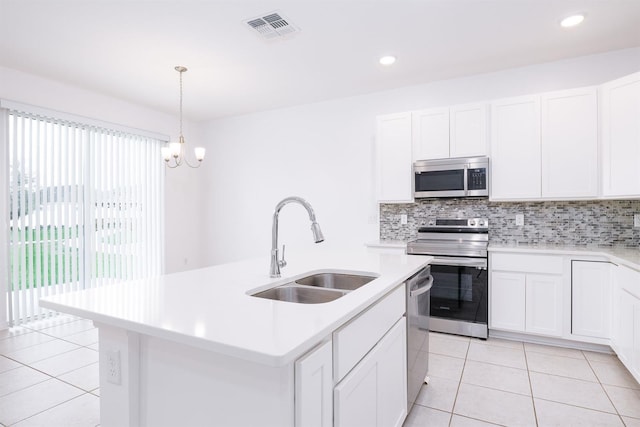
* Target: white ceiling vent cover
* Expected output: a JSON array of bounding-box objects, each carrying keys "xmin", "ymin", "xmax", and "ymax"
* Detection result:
[{"xmin": 245, "ymin": 11, "xmax": 300, "ymax": 40}]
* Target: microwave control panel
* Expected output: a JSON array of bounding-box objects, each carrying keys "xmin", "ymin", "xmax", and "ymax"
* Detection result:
[{"xmin": 467, "ymin": 168, "xmax": 487, "ymax": 190}]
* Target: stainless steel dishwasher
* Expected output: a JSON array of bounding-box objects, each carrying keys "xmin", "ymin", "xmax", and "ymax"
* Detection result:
[{"xmin": 406, "ymin": 266, "xmax": 433, "ymax": 412}]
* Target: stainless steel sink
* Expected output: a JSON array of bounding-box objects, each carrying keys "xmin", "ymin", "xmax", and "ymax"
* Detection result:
[
  {"xmin": 295, "ymin": 272, "xmax": 377, "ymax": 291},
  {"xmin": 251, "ymin": 271, "xmax": 378, "ymax": 304},
  {"xmin": 253, "ymin": 284, "xmax": 346, "ymax": 304}
]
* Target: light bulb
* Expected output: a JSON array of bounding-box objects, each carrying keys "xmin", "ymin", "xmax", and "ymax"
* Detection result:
[
  {"xmin": 379, "ymin": 55, "xmax": 396, "ymax": 66},
  {"xmin": 194, "ymin": 147, "xmax": 206, "ymax": 161},
  {"xmin": 560, "ymin": 14, "xmax": 585, "ymax": 28},
  {"xmin": 169, "ymin": 142, "xmax": 181, "ymax": 157},
  {"xmin": 161, "ymin": 147, "xmax": 171, "ymax": 161}
]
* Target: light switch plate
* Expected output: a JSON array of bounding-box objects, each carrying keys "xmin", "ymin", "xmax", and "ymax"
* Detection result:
[
  {"xmin": 634, "ymin": 214, "xmax": 640, "ymax": 228},
  {"xmin": 515, "ymin": 214, "xmax": 524, "ymax": 226}
]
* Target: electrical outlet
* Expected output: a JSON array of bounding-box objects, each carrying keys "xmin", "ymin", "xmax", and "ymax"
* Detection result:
[
  {"xmin": 634, "ymin": 214, "xmax": 640, "ymax": 228},
  {"xmin": 106, "ymin": 349, "xmax": 121, "ymax": 385},
  {"xmin": 400, "ymin": 214, "xmax": 408, "ymax": 225},
  {"xmin": 515, "ymin": 214, "xmax": 524, "ymax": 226}
]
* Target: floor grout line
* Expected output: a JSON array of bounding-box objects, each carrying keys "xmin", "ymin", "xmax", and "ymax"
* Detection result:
[{"xmin": 446, "ymin": 339, "xmax": 470, "ymax": 427}]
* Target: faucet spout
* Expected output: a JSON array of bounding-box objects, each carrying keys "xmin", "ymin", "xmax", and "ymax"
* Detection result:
[{"xmin": 270, "ymin": 196, "xmax": 324, "ymax": 278}]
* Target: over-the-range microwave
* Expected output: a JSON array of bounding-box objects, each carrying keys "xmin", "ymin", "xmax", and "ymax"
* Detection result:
[{"xmin": 413, "ymin": 156, "xmax": 489, "ymax": 198}]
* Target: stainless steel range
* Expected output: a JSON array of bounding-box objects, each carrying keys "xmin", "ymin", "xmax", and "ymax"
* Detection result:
[{"xmin": 407, "ymin": 218, "xmax": 489, "ymax": 339}]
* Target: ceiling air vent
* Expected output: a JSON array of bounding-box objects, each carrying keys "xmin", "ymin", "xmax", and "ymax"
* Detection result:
[{"xmin": 245, "ymin": 11, "xmax": 300, "ymax": 40}]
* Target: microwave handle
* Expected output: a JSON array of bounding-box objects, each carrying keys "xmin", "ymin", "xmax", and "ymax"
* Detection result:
[{"xmin": 463, "ymin": 164, "xmax": 468, "ymax": 196}]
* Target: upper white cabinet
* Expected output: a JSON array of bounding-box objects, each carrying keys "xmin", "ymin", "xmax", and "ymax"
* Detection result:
[
  {"xmin": 412, "ymin": 108, "xmax": 449, "ymax": 160},
  {"xmin": 490, "ymin": 95, "xmax": 541, "ymax": 199},
  {"xmin": 541, "ymin": 88, "xmax": 598, "ymax": 198},
  {"xmin": 601, "ymin": 72, "xmax": 640, "ymax": 198},
  {"xmin": 376, "ymin": 113, "xmax": 413, "ymax": 203},
  {"xmin": 450, "ymin": 103, "xmax": 488, "ymax": 158},
  {"xmin": 412, "ymin": 103, "xmax": 488, "ymax": 161},
  {"xmin": 491, "ymin": 88, "xmax": 599, "ymax": 201}
]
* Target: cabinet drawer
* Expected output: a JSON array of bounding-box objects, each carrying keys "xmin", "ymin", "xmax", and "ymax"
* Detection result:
[
  {"xmin": 333, "ymin": 285, "xmax": 405, "ymax": 382},
  {"xmin": 491, "ymin": 253, "xmax": 563, "ymax": 274}
]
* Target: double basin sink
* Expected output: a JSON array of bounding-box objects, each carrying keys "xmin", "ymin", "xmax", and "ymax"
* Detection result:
[{"xmin": 252, "ymin": 272, "xmax": 377, "ymax": 304}]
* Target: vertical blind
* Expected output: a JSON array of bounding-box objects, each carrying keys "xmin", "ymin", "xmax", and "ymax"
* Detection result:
[{"xmin": 7, "ymin": 110, "xmax": 165, "ymax": 325}]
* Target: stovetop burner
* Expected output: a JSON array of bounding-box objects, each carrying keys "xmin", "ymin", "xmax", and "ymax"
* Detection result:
[{"xmin": 407, "ymin": 217, "xmax": 489, "ymax": 258}]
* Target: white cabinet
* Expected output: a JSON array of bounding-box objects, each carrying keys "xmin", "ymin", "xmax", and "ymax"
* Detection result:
[
  {"xmin": 611, "ymin": 265, "xmax": 640, "ymax": 383},
  {"xmin": 450, "ymin": 103, "xmax": 488, "ymax": 158},
  {"xmin": 412, "ymin": 108, "xmax": 450, "ymax": 160},
  {"xmin": 490, "ymin": 95, "xmax": 541, "ymax": 199},
  {"xmin": 571, "ymin": 261, "xmax": 611, "ymax": 339},
  {"xmin": 601, "ymin": 72, "xmax": 640, "ymax": 197},
  {"xmin": 412, "ymin": 104, "xmax": 488, "ymax": 161},
  {"xmin": 541, "ymin": 88, "xmax": 598, "ymax": 198},
  {"xmin": 490, "ymin": 253, "xmax": 564, "ymax": 337},
  {"xmin": 334, "ymin": 319, "xmax": 407, "ymax": 427},
  {"xmin": 490, "ymin": 272, "xmax": 526, "ymax": 331},
  {"xmin": 525, "ymin": 274, "xmax": 563, "ymax": 337},
  {"xmin": 376, "ymin": 113, "xmax": 413, "ymax": 203},
  {"xmin": 491, "ymin": 88, "xmax": 598, "ymax": 201},
  {"xmin": 295, "ymin": 340, "xmax": 333, "ymax": 427}
]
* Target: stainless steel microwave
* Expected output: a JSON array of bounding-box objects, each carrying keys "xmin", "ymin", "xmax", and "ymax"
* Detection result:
[{"xmin": 413, "ymin": 156, "xmax": 489, "ymax": 198}]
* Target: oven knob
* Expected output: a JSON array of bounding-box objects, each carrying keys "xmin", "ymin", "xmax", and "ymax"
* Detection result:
[
  {"xmin": 469, "ymin": 220, "xmax": 476, "ymax": 226},
  {"xmin": 428, "ymin": 220, "xmax": 435, "ymax": 226},
  {"xmin": 478, "ymin": 220, "xmax": 485, "ymax": 226}
]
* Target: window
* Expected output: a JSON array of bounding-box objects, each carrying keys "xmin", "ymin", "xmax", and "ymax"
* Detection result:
[{"xmin": 5, "ymin": 108, "xmax": 165, "ymax": 325}]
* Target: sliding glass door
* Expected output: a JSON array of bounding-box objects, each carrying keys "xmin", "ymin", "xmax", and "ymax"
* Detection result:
[{"xmin": 6, "ymin": 110, "xmax": 165, "ymax": 325}]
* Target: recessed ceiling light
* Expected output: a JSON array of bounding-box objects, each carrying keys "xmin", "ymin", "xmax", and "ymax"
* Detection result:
[
  {"xmin": 560, "ymin": 14, "xmax": 585, "ymax": 28},
  {"xmin": 379, "ymin": 55, "xmax": 396, "ymax": 66}
]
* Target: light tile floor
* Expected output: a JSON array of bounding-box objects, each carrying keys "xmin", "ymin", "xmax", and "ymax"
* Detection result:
[
  {"xmin": 2, "ymin": 316, "xmax": 640, "ymax": 427},
  {"xmin": 405, "ymin": 332, "xmax": 640, "ymax": 427},
  {"xmin": 0, "ymin": 315, "xmax": 99, "ymax": 427}
]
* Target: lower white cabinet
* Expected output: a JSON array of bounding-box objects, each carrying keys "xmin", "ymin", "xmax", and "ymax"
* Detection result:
[
  {"xmin": 295, "ymin": 340, "xmax": 333, "ymax": 427},
  {"xmin": 334, "ymin": 319, "xmax": 407, "ymax": 427},
  {"xmin": 490, "ymin": 253, "xmax": 563, "ymax": 337},
  {"xmin": 611, "ymin": 265, "xmax": 640, "ymax": 383},
  {"xmin": 571, "ymin": 261, "xmax": 612, "ymax": 339}
]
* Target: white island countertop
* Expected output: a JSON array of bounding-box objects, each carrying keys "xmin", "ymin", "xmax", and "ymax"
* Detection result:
[{"xmin": 40, "ymin": 247, "xmax": 431, "ymax": 367}]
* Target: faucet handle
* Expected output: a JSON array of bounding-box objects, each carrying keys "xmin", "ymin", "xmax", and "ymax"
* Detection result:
[{"xmin": 279, "ymin": 244, "xmax": 287, "ymax": 268}]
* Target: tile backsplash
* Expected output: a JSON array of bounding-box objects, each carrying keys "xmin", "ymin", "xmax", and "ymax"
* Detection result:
[{"xmin": 380, "ymin": 199, "xmax": 640, "ymax": 247}]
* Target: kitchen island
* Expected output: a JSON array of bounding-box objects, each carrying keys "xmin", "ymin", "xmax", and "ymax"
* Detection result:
[{"xmin": 40, "ymin": 247, "xmax": 431, "ymax": 427}]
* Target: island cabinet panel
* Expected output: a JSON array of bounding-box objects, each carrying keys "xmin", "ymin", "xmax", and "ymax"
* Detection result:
[
  {"xmin": 136, "ymin": 335, "xmax": 295, "ymax": 427},
  {"xmin": 601, "ymin": 72, "xmax": 640, "ymax": 198},
  {"xmin": 571, "ymin": 261, "xmax": 612, "ymax": 339},
  {"xmin": 333, "ymin": 284, "xmax": 405, "ymax": 382},
  {"xmin": 295, "ymin": 340, "xmax": 333, "ymax": 427},
  {"xmin": 334, "ymin": 319, "xmax": 407, "ymax": 427}
]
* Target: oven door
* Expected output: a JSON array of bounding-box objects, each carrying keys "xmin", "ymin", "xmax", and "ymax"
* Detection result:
[{"xmin": 429, "ymin": 256, "xmax": 488, "ymax": 324}]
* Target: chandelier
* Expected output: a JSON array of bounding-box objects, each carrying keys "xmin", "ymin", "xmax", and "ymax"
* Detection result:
[{"xmin": 161, "ymin": 66, "xmax": 205, "ymax": 168}]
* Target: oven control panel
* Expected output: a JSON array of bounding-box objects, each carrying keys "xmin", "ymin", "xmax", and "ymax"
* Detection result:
[{"xmin": 426, "ymin": 218, "xmax": 488, "ymax": 228}]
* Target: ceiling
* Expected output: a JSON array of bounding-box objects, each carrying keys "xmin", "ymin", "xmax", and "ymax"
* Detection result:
[{"xmin": 1, "ymin": 0, "xmax": 639, "ymax": 122}]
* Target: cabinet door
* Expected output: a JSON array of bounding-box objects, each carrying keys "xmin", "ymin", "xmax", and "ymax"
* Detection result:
[
  {"xmin": 525, "ymin": 274, "xmax": 563, "ymax": 337},
  {"xmin": 412, "ymin": 108, "xmax": 449, "ymax": 160},
  {"xmin": 602, "ymin": 72, "xmax": 640, "ymax": 197},
  {"xmin": 617, "ymin": 289, "xmax": 636, "ymax": 366},
  {"xmin": 334, "ymin": 319, "xmax": 407, "ymax": 427},
  {"xmin": 295, "ymin": 340, "xmax": 333, "ymax": 427},
  {"xmin": 490, "ymin": 272, "xmax": 526, "ymax": 332},
  {"xmin": 450, "ymin": 103, "xmax": 488, "ymax": 158},
  {"xmin": 376, "ymin": 113, "xmax": 413, "ymax": 203},
  {"xmin": 490, "ymin": 96, "xmax": 541, "ymax": 200},
  {"xmin": 541, "ymin": 88, "xmax": 598, "ymax": 198},
  {"xmin": 571, "ymin": 261, "xmax": 611, "ymax": 339}
]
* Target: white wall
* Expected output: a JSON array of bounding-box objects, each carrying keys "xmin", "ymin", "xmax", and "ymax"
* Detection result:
[
  {"xmin": 200, "ymin": 47, "xmax": 640, "ymax": 267},
  {"xmin": 0, "ymin": 66, "xmax": 205, "ymax": 274}
]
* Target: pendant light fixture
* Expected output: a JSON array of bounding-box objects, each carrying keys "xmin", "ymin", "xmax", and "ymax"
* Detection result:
[{"xmin": 161, "ymin": 66, "xmax": 205, "ymax": 168}]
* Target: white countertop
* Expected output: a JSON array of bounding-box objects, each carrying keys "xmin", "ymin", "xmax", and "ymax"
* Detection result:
[
  {"xmin": 489, "ymin": 243, "xmax": 640, "ymax": 272},
  {"xmin": 40, "ymin": 247, "xmax": 431, "ymax": 367},
  {"xmin": 365, "ymin": 239, "xmax": 408, "ymax": 249}
]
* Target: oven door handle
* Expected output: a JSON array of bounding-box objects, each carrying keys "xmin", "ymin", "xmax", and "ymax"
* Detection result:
[
  {"xmin": 430, "ymin": 257, "xmax": 488, "ymax": 269},
  {"xmin": 409, "ymin": 275, "xmax": 433, "ymax": 298}
]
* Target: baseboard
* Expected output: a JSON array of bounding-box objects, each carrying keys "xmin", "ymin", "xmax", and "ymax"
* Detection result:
[{"xmin": 489, "ymin": 329, "xmax": 613, "ymax": 353}]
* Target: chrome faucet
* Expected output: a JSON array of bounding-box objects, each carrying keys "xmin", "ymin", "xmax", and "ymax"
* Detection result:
[{"xmin": 270, "ymin": 196, "xmax": 324, "ymax": 278}]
